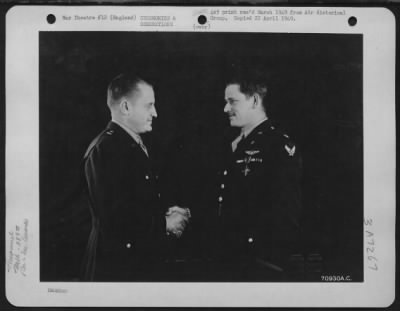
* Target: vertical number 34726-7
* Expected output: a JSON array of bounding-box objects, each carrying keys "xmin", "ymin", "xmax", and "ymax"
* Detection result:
[{"xmin": 365, "ymin": 218, "xmax": 378, "ymax": 271}]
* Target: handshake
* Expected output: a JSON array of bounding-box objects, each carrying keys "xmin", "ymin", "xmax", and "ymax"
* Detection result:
[{"xmin": 165, "ymin": 206, "xmax": 191, "ymax": 238}]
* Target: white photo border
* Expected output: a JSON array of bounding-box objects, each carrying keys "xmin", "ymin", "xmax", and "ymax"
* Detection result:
[{"xmin": 5, "ymin": 5, "xmax": 396, "ymax": 307}]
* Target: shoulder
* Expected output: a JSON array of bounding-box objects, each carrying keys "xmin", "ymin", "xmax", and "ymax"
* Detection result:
[
  {"xmin": 258, "ymin": 125, "xmax": 298, "ymax": 159},
  {"xmin": 84, "ymin": 128, "xmax": 119, "ymax": 160}
]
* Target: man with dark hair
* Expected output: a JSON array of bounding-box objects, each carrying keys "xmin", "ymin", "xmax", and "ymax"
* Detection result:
[
  {"xmin": 82, "ymin": 73, "xmax": 189, "ymax": 281},
  {"xmin": 208, "ymin": 73, "xmax": 302, "ymax": 280}
]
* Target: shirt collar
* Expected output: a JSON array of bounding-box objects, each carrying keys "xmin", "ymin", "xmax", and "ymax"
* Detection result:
[{"xmin": 111, "ymin": 119, "xmax": 142, "ymax": 144}]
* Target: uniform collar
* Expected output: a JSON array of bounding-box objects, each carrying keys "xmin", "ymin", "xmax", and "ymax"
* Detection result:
[
  {"xmin": 249, "ymin": 118, "xmax": 272, "ymax": 135},
  {"xmin": 108, "ymin": 121, "xmax": 152, "ymax": 158},
  {"xmin": 111, "ymin": 119, "xmax": 143, "ymax": 145},
  {"xmin": 225, "ymin": 119, "xmax": 273, "ymax": 145},
  {"xmin": 241, "ymin": 117, "xmax": 269, "ymax": 138}
]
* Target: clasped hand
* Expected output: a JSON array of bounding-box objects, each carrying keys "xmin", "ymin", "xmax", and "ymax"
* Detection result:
[{"xmin": 165, "ymin": 206, "xmax": 191, "ymax": 238}]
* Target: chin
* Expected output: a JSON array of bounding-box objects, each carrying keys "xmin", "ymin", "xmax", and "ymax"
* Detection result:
[
  {"xmin": 138, "ymin": 127, "xmax": 152, "ymax": 134},
  {"xmin": 229, "ymin": 120, "xmax": 240, "ymax": 128}
]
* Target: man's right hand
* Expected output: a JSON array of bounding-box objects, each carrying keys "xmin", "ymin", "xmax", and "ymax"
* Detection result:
[{"xmin": 165, "ymin": 212, "xmax": 188, "ymax": 238}]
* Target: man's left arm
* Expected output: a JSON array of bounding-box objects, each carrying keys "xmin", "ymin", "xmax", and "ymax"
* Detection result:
[{"xmin": 271, "ymin": 141, "xmax": 303, "ymax": 249}]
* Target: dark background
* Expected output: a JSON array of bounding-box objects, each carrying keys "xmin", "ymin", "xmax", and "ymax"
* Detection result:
[{"xmin": 39, "ymin": 31, "xmax": 363, "ymax": 282}]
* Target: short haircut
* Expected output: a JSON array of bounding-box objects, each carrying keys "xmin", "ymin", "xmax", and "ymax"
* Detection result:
[
  {"xmin": 107, "ymin": 73, "xmax": 151, "ymax": 108},
  {"xmin": 226, "ymin": 72, "xmax": 268, "ymax": 111}
]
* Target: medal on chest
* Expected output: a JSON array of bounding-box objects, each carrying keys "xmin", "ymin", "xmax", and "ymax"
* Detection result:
[{"xmin": 236, "ymin": 150, "xmax": 263, "ymax": 176}]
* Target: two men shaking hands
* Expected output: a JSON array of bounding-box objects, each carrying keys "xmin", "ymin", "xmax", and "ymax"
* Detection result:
[
  {"xmin": 165, "ymin": 206, "xmax": 191, "ymax": 238},
  {"xmin": 82, "ymin": 72, "xmax": 301, "ymax": 281}
]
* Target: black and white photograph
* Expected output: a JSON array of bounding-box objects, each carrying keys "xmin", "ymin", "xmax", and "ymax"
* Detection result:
[
  {"xmin": 40, "ymin": 31, "xmax": 364, "ymax": 283},
  {"xmin": 5, "ymin": 6, "xmax": 395, "ymax": 307}
]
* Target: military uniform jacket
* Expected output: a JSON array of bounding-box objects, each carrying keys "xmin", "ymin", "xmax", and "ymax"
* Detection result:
[
  {"xmin": 214, "ymin": 119, "xmax": 302, "ymax": 268},
  {"xmin": 82, "ymin": 121, "xmax": 166, "ymax": 281}
]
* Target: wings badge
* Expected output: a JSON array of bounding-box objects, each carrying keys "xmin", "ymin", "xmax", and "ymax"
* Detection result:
[{"xmin": 244, "ymin": 150, "xmax": 260, "ymax": 156}]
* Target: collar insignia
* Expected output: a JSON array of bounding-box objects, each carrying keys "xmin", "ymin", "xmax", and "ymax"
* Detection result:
[{"xmin": 285, "ymin": 145, "xmax": 296, "ymax": 156}]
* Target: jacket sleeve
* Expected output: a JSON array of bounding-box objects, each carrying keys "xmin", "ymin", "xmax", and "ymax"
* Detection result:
[
  {"xmin": 273, "ymin": 144, "xmax": 302, "ymax": 238},
  {"xmin": 264, "ymin": 141, "xmax": 302, "ymax": 255},
  {"xmin": 84, "ymin": 143, "xmax": 114, "ymax": 236},
  {"xmin": 248, "ymin": 140, "xmax": 302, "ymax": 262}
]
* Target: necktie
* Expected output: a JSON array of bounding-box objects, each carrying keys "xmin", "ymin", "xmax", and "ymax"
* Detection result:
[{"xmin": 138, "ymin": 139, "xmax": 148, "ymax": 157}]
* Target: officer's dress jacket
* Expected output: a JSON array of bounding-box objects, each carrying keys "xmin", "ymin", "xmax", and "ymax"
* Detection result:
[
  {"xmin": 82, "ymin": 121, "xmax": 166, "ymax": 281},
  {"xmin": 213, "ymin": 119, "xmax": 302, "ymax": 271}
]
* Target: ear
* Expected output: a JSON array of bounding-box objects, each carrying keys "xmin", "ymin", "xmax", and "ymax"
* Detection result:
[
  {"xmin": 252, "ymin": 93, "xmax": 262, "ymax": 109},
  {"xmin": 119, "ymin": 98, "xmax": 130, "ymax": 115}
]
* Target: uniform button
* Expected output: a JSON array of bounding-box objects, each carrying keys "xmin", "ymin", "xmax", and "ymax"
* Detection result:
[
  {"xmin": 221, "ymin": 184, "xmax": 225, "ymax": 189},
  {"xmin": 218, "ymin": 196, "xmax": 223, "ymax": 202},
  {"xmin": 223, "ymin": 170, "xmax": 228, "ymax": 176},
  {"xmin": 145, "ymin": 175, "xmax": 149, "ymax": 180},
  {"xmin": 248, "ymin": 237, "xmax": 254, "ymax": 243},
  {"xmin": 126, "ymin": 243, "xmax": 132, "ymax": 249}
]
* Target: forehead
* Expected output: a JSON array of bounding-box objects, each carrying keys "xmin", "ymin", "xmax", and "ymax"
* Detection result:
[
  {"xmin": 225, "ymin": 84, "xmax": 244, "ymax": 98},
  {"xmin": 129, "ymin": 82, "xmax": 155, "ymax": 104}
]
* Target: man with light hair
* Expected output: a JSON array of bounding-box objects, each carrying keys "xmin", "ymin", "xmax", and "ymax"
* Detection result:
[{"xmin": 82, "ymin": 73, "xmax": 189, "ymax": 281}]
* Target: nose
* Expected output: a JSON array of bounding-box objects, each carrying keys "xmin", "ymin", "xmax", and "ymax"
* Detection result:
[
  {"xmin": 224, "ymin": 102, "xmax": 231, "ymax": 113},
  {"xmin": 152, "ymin": 105, "xmax": 158, "ymax": 118}
]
